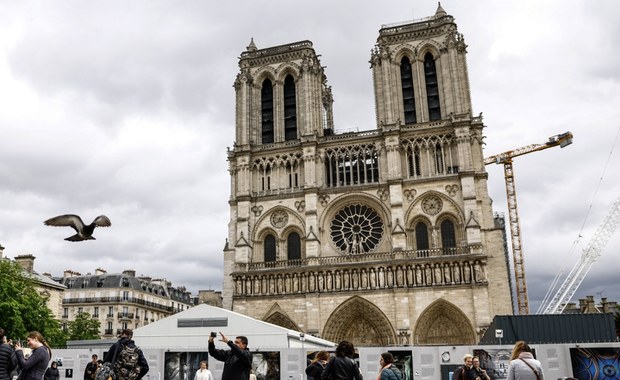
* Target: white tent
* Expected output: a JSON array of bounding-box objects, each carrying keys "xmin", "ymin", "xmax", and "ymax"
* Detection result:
[{"xmin": 132, "ymin": 303, "xmax": 334, "ymax": 350}]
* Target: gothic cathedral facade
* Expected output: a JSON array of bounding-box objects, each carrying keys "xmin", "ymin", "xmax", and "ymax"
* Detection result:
[{"xmin": 223, "ymin": 5, "xmax": 513, "ymax": 346}]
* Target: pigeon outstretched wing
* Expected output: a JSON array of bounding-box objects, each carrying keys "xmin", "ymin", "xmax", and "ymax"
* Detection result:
[
  {"xmin": 92, "ymin": 215, "xmax": 112, "ymax": 227},
  {"xmin": 44, "ymin": 214, "xmax": 86, "ymax": 233},
  {"xmin": 44, "ymin": 214, "xmax": 111, "ymax": 241}
]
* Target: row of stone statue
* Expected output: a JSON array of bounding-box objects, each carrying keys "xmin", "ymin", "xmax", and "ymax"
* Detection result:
[{"xmin": 233, "ymin": 260, "xmax": 486, "ymax": 296}]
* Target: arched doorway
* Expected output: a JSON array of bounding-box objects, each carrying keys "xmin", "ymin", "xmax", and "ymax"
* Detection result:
[
  {"xmin": 322, "ymin": 296, "xmax": 396, "ymax": 346},
  {"xmin": 413, "ymin": 299, "xmax": 476, "ymax": 345},
  {"xmin": 263, "ymin": 303, "xmax": 302, "ymax": 332}
]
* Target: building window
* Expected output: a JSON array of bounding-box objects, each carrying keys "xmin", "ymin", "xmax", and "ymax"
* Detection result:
[
  {"xmin": 63, "ymin": 308, "xmax": 69, "ymax": 318},
  {"xmin": 122, "ymin": 291, "xmax": 129, "ymax": 301},
  {"xmin": 108, "ymin": 307, "xmax": 114, "ymax": 317},
  {"xmin": 264, "ymin": 234, "xmax": 276, "ymax": 262},
  {"xmin": 440, "ymin": 219, "xmax": 456, "ymax": 250},
  {"xmin": 78, "ymin": 307, "xmax": 83, "ymax": 314},
  {"xmin": 93, "ymin": 307, "xmax": 99, "ymax": 318},
  {"xmin": 261, "ymin": 79, "xmax": 274, "ymax": 144},
  {"xmin": 400, "ymin": 57, "xmax": 417, "ymax": 124},
  {"xmin": 330, "ymin": 204, "xmax": 384, "ymax": 254},
  {"xmin": 415, "ymin": 222, "xmax": 430, "ymax": 250},
  {"xmin": 287, "ymin": 232, "xmax": 301, "ymax": 260},
  {"xmin": 435, "ymin": 143, "xmax": 445, "ymax": 174},
  {"xmin": 407, "ymin": 146, "xmax": 422, "ymax": 177},
  {"xmin": 283, "ymin": 75, "xmax": 297, "ymax": 140},
  {"xmin": 261, "ymin": 167, "xmax": 271, "ymax": 191},
  {"xmin": 325, "ymin": 144, "xmax": 379, "ymax": 187},
  {"xmin": 424, "ymin": 52, "xmax": 441, "ymax": 121}
]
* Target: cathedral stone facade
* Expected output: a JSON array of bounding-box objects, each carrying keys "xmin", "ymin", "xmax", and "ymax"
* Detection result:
[{"xmin": 223, "ymin": 5, "xmax": 513, "ymax": 346}]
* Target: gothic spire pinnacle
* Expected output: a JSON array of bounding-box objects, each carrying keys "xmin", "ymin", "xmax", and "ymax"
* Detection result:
[
  {"xmin": 246, "ymin": 37, "xmax": 257, "ymax": 52},
  {"xmin": 435, "ymin": 2, "xmax": 447, "ymax": 17}
]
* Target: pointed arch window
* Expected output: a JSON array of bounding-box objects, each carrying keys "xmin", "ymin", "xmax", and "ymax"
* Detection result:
[
  {"xmin": 264, "ymin": 234, "xmax": 276, "ymax": 262},
  {"xmin": 415, "ymin": 222, "xmax": 429, "ymax": 251},
  {"xmin": 424, "ymin": 52, "xmax": 441, "ymax": 121},
  {"xmin": 400, "ymin": 57, "xmax": 417, "ymax": 124},
  {"xmin": 283, "ymin": 75, "xmax": 297, "ymax": 140},
  {"xmin": 287, "ymin": 232, "xmax": 301, "ymax": 260},
  {"xmin": 440, "ymin": 219, "xmax": 456, "ymax": 251},
  {"xmin": 407, "ymin": 146, "xmax": 421, "ymax": 177},
  {"xmin": 261, "ymin": 79, "xmax": 274, "ymax": 144},
  {"xmin": 435, "ymin": 143, "xmax": 445, "ymax": 174}
]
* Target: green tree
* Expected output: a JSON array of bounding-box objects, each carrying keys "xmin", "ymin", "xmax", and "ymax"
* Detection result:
[
  {"xmin": 67, "ymin": 312, "xmax": 101, "ymax": 341},
  {"xmin": 0, "ymin": 259, "xmax": 66, "ymax": 347}
]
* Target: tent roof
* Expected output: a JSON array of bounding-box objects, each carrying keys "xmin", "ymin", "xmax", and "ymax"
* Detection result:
[{"xmin": 132, "ymin": 304, "xmax": 335, "ymax": 350}]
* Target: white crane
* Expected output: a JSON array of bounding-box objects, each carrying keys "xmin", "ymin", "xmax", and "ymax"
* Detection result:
[
  {"xmin": 539, "ymin": 196, "xmax": 620, "ymax": 314},
  {"xmin": 484, "ymin": 131, "xmax": 573, "ymax": 314}
]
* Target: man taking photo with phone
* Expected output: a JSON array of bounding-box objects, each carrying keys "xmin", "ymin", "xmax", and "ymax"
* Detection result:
[{"xmin": 208, "ymin": 332, "xmax": 252, "ymax": 380}]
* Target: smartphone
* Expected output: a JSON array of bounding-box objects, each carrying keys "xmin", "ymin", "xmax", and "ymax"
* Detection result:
[{"xmin": 210, "ymin": 332, "xmax": 217, "ymax": 338}]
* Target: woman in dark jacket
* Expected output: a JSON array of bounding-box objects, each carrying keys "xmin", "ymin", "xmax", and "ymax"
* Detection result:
[
  {"xmin": 321, "ymin": 341, "xmax": 362, "ymax": 380},
  {"xmin": 44, "ymin": 361, "xmax": 59, "ymax": 380},
  {"xmin": 306, "ymin": 351, "xmax": 330, "ymax": 380},
  {"xmin": 15, "ymin": 331, "xmax": 51, "ymax": 380}
]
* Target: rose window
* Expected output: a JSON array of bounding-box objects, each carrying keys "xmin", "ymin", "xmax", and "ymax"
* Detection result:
[{"xmin": 330, "ymin": 204, "xmax": 384, "ymax": 254}]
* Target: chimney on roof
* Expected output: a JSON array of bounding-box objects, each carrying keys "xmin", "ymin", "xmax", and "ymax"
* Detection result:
[
  {"xmin": 122, "ymin": 270, "xmax": 136, "ymax": 277},
  {"xmin": 15, "ymin": 254, "xmax": 35, "ymax": 274},
  {"xmin": 63, "ymin": 270, "xmax": 81, "ymax": 278},
  {"xmin": 95, "ymin": 268, "xmax": 107, "ymax": 275}
]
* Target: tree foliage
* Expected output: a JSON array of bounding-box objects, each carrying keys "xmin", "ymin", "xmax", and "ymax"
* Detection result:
[
  {"xmin": 67, "ymin": 312, "xmax": 101, "ymax": 341},
  {"xmin": 0, "ymin": 259, "xmax": 66, "ymax": 347}
]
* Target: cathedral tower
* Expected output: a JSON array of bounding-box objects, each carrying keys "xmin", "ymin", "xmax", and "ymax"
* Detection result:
[{"xmin": 223, "ymin": 4, "xmax": 513, "ymax": 346}]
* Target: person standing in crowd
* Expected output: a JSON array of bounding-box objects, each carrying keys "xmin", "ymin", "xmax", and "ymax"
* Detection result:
[
  {"xmin": 0, "ymin": 328, "xmax": 17, "ymax": 380},
  {"xmin": 208, "ymin": 332, "xmax": 252, "ymax": 380},
  {"xmin": 320, "ymin": 341, "xmax": 362, "ymax": 380},
  {"xmin": 103, "ymin": 329, "xmax": 149, "ymax": 380},
  {"xmin": 451, "ymin": 354, "xmax": 475, "ymax": 380},
  {"xmin": 84, "ymin": 354, "xmax": 99, "ymax": 380},
  {"xmin": 377, "ymin": 352, "xmax": 401, "ymax": 380},
  {"xmin": 45, "ymin": 361, "xmax": 60, "ymax": 380},
  {"xmin": 193, "ymin": 361, "xmax": 213, "ymax": 380},
  {"xmin": 14, "ymin": 331, "xmax": 51, "ymax": 380},
  {"xmin": 507, "ymin": 341, "xmax": 544, "ymax": 380},
  {"xmin": 472, "ymin": 357, "xmax": 490, "ymax": 380},
  {"xmin": 306, "ymin": 351, "xmax": 329, "ymax": 380}
]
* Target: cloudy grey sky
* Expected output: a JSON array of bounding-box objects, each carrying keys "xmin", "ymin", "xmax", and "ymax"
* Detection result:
[{"xmin": 1, "ymin": 0, "xmax": 619, "ymax": 314}]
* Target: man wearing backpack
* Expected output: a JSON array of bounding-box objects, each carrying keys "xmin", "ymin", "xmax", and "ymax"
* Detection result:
[{"xmin": 104, "ymin": 329, "xmax": 149, "ymax": 380}]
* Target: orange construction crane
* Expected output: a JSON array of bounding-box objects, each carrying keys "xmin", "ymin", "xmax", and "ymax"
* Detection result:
[{"xmin": 484, "ymin": 131, "xmax": 573, "ymax": 315}]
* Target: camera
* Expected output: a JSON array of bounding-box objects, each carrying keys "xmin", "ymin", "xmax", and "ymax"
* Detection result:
[{"xmin": 210, "ymin": 332, "xmax": 217, "ymax": 338}]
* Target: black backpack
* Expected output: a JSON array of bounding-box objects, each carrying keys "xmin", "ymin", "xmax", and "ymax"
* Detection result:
[{"xmin": 113, "ymin": 344, "xmax": 142, "ymax": 380}]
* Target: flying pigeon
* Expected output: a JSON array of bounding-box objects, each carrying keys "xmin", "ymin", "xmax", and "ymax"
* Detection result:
[{"xmin": 44, "ymin": 214, "xmax": 111, "ymax": 241}]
